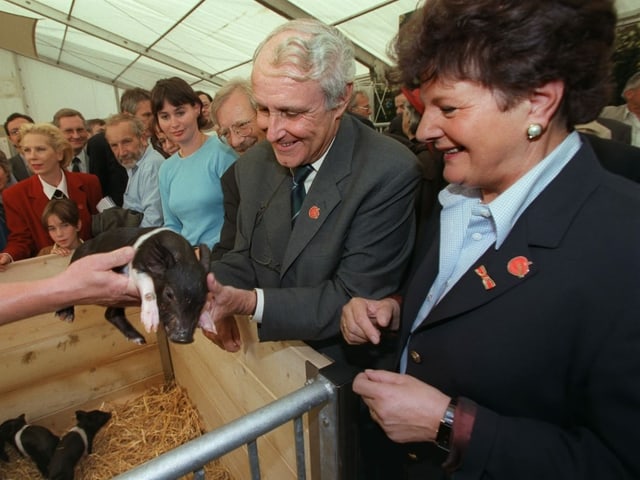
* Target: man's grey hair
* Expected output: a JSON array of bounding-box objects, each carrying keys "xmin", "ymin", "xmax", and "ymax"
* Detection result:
[
  {"xmin": 253, "ymin": 19, "xmax": 355, "ymax": 109},
  {"xmin": 104, "ymin": 113, "xmax": 146, "ymax": 138},
  {"xmin": 120, "ymin": 88, "xmax": 151, "ymax": 115},
  {"xmin": 348, "ymin": 90, "xmax": 369, "ymax": 110},
  {"xmin": 210, "ymin": 78, "xmax": 257, "ymax": 125}
]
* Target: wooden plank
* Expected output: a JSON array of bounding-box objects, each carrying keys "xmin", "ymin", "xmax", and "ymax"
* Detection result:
[
  {"xmin": 1, "ymin": 317, "xmax": 156, "ymax": 393},
  {"xmin": 34, "ymin": 374, "xmax": 164, "ymax": 432},
  {"xmin": 171, "ymin": 318, "xmax": 333, "ymax": 480},
  {"xmin": 0, "ymin": 305, "xmax": 143, "ymax": 349},
  {"xmin": 0, "ymin": 252, "xmax": 69, "ymax": 282},
  {"xmin": 1, "ymin": 344, "xmax": 163, "ymax": 423},
  {"xmin": 173, "ymin": 336, "xmax": 297, "ymax": 480}
]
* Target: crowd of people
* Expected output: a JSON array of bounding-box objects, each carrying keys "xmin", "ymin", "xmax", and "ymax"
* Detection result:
[{"xmin": 2, "ymin": 1, "xmax": 640, "ymax": 478}]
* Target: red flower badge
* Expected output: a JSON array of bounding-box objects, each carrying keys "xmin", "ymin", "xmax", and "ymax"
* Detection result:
[
  {"xmin": 308, "ymin": 205, "xmax": 320, "ymax": 220},
  {"xmin": 507, "ymin": 256, "xmax": 532, "ymax": 278}
]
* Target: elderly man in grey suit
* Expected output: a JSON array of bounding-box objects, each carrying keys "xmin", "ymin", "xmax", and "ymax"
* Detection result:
[
  {"xmin": 203, "ymin": 19, "xmax": 421, "ymax": 366},
  {"xmin": 600, "ymin": 71, "xmax": 640, "ymax": 146}
]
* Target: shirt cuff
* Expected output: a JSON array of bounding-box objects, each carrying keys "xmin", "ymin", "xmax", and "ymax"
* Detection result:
[
  {"xmin": 251, "ymin": 288, "xmax": 264, "ymax": 323},
  {"xmin": 442, "ymin": 397, "xmax": 477, "ymax": 474}
]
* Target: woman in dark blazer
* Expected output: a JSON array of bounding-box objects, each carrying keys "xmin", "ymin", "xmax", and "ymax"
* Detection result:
[
  {"xmin": 0, "ymin": 123, "xmax": 102, "ymax": 266},
  {"xmin": 341, "ymin": 1, "xmax": 640, "ymax": 479}
]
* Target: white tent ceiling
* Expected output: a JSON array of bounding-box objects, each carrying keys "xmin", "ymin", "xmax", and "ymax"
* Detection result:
[{"xmin": 1, "ymin": 0, "xmax": 639, "ymax": 94}]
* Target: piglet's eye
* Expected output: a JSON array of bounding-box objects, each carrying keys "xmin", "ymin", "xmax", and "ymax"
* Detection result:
[{"xmin": 164, "ymin": 289, "xmax": 175, "ymax": 301}]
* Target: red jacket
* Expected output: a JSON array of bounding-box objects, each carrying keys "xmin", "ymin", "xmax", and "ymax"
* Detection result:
[{"xmin": 2, "ymin": 171, "xmax": 102, "ymax": 260}]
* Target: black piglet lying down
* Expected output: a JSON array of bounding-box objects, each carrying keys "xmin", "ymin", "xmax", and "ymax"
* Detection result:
[
  {"xmin": 56, "ymin": 227, "xmax": 214, "ymax": 344},
  {"xmin": 0, "ymin": 413, "xmax": 59, "ymax": 478},
  {"xmin": 48, "ymin": 410, "xmax": 112, "ymax": 480}
]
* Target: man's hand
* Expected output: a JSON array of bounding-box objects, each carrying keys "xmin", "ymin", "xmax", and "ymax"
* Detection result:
[
  {"xmin": 353, "ymin": 369, "xmax": 451, "ymax": 444},
  {"xmin": 62, "ymin": 246, "xmax": 139, "ymax": 306},
  {"xmin": 201, "ymin": 273, "xmax": 257, "ymax": 351},
  {"xmin": 340, "ymin": 297, "xmax": 400, "ymax": 345},
  {"xmin": 201, "ymin": 316, "xmax": 241, "ymax": 352}
]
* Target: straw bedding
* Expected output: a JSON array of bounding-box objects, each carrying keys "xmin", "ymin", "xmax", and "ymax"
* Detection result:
[{"xmin": 0, "ymin": 383, "xmax": 232, "ymax": 480}]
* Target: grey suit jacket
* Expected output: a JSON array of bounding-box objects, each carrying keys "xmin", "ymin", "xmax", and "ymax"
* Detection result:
[
  {"xmin": 9, "ymin": 153, "xmax": 31, "ymax": 181},
  {"xmin": 212, "ymin": 115, "xmax": 421, "ymax": 355}
]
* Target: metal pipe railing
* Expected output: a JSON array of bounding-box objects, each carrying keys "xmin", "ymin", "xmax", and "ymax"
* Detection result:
[{"xmin": 112, "ymin": 375, "xmax": 336, "ymax": 480}]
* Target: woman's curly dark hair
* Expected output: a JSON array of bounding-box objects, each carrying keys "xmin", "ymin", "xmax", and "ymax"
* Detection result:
[{"xmin": 390, "ymin": 0, "xmax": 616, "ymax": 128}]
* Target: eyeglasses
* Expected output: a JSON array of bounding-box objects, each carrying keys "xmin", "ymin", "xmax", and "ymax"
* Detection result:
[
  {"xmin": 218, "ymin": 118, "xmax": 255, "ymax": 144},
  {"xmin": 354, "ymin": 105, "xmax": 371, "ymax": 112}
]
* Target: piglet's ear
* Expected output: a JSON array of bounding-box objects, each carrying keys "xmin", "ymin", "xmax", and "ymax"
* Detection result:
[{"xmin": 139, "ymin": 241, "xmax": 177, "ymax": 277}]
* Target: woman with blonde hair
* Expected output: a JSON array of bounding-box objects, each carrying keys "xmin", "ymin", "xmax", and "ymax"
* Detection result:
[{"xmin": 0, "ymin": 123, "xmax": 101, "ymax": 267}]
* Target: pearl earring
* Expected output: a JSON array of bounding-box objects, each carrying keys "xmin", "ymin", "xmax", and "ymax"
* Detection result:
[{"xmin": 527, "ymin": 123, "xmax": 543, "ymax": 140}]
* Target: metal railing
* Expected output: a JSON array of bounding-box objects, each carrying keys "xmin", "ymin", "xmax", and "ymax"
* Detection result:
[{"xmin": 112, "ymin": 363, "xmax": 358, "ymax": 480}]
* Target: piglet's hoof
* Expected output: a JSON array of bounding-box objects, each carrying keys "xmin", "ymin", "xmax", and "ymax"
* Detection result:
[{"xmin": 55, "ymin": 307, "xmax": 75, "ymax": 323}]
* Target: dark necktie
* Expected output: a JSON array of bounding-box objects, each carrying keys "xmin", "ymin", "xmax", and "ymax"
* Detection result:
[
  {"xmin": 72, "ymin": 157, "xmax": 81, "ymax": 172},
  {"xmin": 291, "ymin": 164, "xmax": 314, "ymax": 224},
  {"xmin": 53, "ymin": 189, "xmax": 66, "ymax": 199}
]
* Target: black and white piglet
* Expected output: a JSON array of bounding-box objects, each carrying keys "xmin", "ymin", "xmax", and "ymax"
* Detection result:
[
  {"xmin": 48, "ymin": 409, "xmax": 112, "ymax": 480},
  {"xmin": 0, "ymin": 413, "xmax": 60, "ymax": 477},
  {"xmin": 56, "ymin": 227, "xmax": 213, "ymax": 344}
]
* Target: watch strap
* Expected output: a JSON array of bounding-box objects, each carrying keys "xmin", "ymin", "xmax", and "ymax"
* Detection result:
[{"xmin": 435, "ymin": 399, "xmax": 457, "ymax": 452}]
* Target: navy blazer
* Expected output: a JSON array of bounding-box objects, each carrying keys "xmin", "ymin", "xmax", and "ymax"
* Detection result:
[{"xmin": 398, "ymin": 140, "xmax": 640, "ymax": 478}]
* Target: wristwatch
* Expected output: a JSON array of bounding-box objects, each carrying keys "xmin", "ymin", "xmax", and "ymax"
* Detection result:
[{"xmin": 435, "ymin": 399, "xmax": 456, "ymax": 452}]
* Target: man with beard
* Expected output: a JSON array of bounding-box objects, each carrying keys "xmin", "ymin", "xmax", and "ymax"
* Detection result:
[{"xmin": 104, "ymin": 114, "xmax": 165, "ymax": 227}]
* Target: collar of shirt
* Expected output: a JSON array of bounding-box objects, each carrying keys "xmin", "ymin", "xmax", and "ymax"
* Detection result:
[
  {"xmin": 299, "ymin": 136, "xmax": 334, "ymax": 192},
  {"xmin": 127, "ymin": 143, "xmax": 155, "ymax": 176},
  {"xmin": 439, "ymin": 130, "xmax": 581, "ymax": 249},
  {"xmin": 75, "ymin": 148, "xmax": 88, "ymax": 171},
  {"xmin": 253, "ymin": 136, "xmax": 337, "ymax": 323},
  {"xmin": 40, "ymin": 169, "xmax": 69, "ymax": 199}
]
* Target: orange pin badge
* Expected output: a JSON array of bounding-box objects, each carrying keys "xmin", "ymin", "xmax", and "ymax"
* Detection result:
[
  {"xmin": 474, "ymin": 265, "xmax": 496, "ymax": 290},
  {"xmin": 308, "ymin": 205, "xmax": 320, "ymax": 220},
  {"xmin": 507, "ymin": 256, "xmax": 532, "ymax": 278}
]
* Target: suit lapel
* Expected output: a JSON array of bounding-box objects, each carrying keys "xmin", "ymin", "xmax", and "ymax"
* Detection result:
[
  {"xmin": 404, "ymin": 139, "xmax": 605, "ymax": 335},
  {"xmin": 419, "ymin": 225, "xmax": 537, "ymax": 330},
  {"xmin": 258, "ymin": 163, "xmax": 292, "ymax": 270},
  {"xmin": 280, "ymin": 117, "xmax": 354, "ymax": 275}
]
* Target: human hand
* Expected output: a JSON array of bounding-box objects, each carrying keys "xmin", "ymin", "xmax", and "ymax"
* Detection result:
[
  {"xmin": 60, "ymin": 246, "xmax": 139, "ymax": 306},
  {"xmin": 201, "ymin": 273, "xmax": 255, "ymax": 351},
  {"xmin": 353, "ymin": 369, "xmax": 451, "ymax": 444},
  {"xmin": 0, "ymin": 252, "xmax": 12, "ymax": 271},
  {"xmin": 341, "ymin": 297, "xmax": 400, "ymax": 345},
  {"xmin": 51, "ymin": 244, "xmax": 73, "ymax": 257},
  {"xmin": 201, "ymin": 316, "xmax": 241, "ymax": 352}
]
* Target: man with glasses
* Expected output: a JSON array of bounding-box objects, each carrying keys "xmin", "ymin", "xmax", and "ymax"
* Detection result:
[
  {"xmin": 209, "ymin": 79, "xmax": 266, "ymax": 259},
  {"xmin": 4, "ymin": 113, "xmax": 34, "ymax": 182},
  {"xmin": 348, "ymin": 89, "xmax": 375, "ymax": 128}
]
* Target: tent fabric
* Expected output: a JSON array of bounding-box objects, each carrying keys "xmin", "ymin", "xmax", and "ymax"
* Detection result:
[
  {"xmin": 0, "ymin": 0, "xmax": 426, "ymax": 92},
  {"xmin": 0, "ymin": 0, "xmax": 638, "ymax": 94}
]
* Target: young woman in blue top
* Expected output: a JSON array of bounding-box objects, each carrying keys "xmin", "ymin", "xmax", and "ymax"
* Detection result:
[{"xmin": 151, "ymin": 77, "xmax": 237, "ymax": 247}]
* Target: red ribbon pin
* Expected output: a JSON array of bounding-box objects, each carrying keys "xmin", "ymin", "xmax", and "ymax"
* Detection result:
[{"xmin": 474, "ymin": 265, "xmax": 496, "ymax": 290}]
